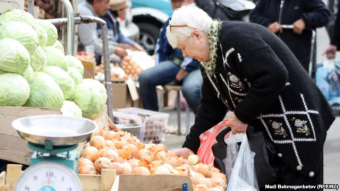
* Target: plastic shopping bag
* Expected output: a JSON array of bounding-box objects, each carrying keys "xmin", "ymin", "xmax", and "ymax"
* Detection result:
[
  {"xmin": 224, "ymin": 132, "xmax": 239, "ymax": 179},
  {"xmin": 226, "ymin": 135, "xmax": 259, "ymax": 191},
  {"xmin": 197, "ymin": 119, "xmax": 228, "ymax": 164}
]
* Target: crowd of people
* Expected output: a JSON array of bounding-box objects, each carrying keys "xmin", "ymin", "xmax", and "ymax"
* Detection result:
[{"xmin": 76, "ymin": 0, "xmax": 338, "ymax": 189}]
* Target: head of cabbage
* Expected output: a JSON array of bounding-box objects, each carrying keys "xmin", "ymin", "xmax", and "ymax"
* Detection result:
[
  {"xmin": 0, "ymin": 21, "xmax": 38, "ymax": 54},
  {"xmin": 53, "ymin": 40, "xmax": 64, "ymax": 54},
  {"xmin": 44, "ymin": 46, "xmax": 68, "ymax": 71},
  {"xmin": 22, "ymin": 64, "xmax": 33, "ymax": 83},
  {"xmin": 30, "ymin": 46, "xmax": 47, "ymax": 72},
  {"xmin": 0, "ymin": 38, "xmax": 30, "ymax": 74},
  {"xmin": 67, "ymin": 67, "xmax": 83, "ymax": 85},
  {"xmin": 35, "ymin": 20, "xmax": 58, "ymax": 47},
  {"xmin": 65, "ymin": 56, "xmax": 84, "ymax": 76},
  {"xmin": 0, "ymin": 73, "xmax": 30, "ymax": 106},
  {"xmin": 43, "ymin": 66, "xmax": 75, "ymax": 99},
  {"xmin": 0, "ymin": 9, "xmax": 35, "ymax": 27},
  {"xmin": 69, "ymin": 80, "xmax": 107, "ymax": 120},
  {"xmin": 25, "ymin": 72, "xmax": 64, "ymax": 110},
  {"xmin": 61, "ymin": 101, "xmax": 82, "ymax": 117},
  {"xmin": 82, "ymin": 79, "xmax": 107, "ymax": 101},
  {"xmin": 33, "ymin": 24, "xmax": 48, "ymax": 47}
]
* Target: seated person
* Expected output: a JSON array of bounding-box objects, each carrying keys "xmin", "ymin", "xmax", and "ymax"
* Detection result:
[
  {"xmin": 138, "ymin": 0, "xmax": 202, "ymax": 115},
  {"xmin": 78, "ymin": 0, "xmax": 127, "ymax": 64},
  {"xmin": 97, "ymin": 0, "xmax": 144, "ymax": 60}
]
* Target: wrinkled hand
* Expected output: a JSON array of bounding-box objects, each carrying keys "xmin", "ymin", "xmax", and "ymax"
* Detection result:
[
  {"xmin": 268, "ymin": 22, "xmax": 282, "ymax": 33},
  {"xmin": 169, "ymin": 148, "xmax": 194, "ymax": 158},
  {"xmin": 176, "ymin": 69, "xmax": 188, "ymax": 81},
  {"xmin": 108, "ymin": 117, "xmax": 120, "ymax": 131},
  {"xmin": 324, "ymin": 45, "xmax": 337, "ymax": 59},
  {"xmin": 224, "ymin": 112, "xmax": 248, "ymax": 134},
  {"xmin": 114, "ymin": 47, "xmax": 128, "ymax": 58},
  {"xmin": 293, "ymin": 19, "xmax": 305, "ymax": 35}
]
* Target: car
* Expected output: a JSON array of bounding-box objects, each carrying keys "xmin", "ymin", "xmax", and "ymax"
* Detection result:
[{"xmin": 130, "ymin": 0, "xmax": 172, "ymax": 55}]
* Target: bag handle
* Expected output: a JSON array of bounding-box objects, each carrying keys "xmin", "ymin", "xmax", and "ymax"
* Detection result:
[{"xmin": 215, "ymin": 127, "xmax": 232, "ymax": 143}]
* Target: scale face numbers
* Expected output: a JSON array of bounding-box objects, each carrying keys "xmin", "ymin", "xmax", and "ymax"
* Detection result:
[{"xmin": 15, "ymin": 162, "xmax": 82, "ymax": 191}]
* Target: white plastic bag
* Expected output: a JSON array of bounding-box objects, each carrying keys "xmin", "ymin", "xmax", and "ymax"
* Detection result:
[
  {"xmin": 226, "ymin": 135, "xmax": 259, "ymax": 191},
  {"xmin": 224, "ymin": 132, "xmax": 239, "ymax": 179}
]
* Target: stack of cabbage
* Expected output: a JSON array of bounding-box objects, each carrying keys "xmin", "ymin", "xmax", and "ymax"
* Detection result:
[{"xmin": 0, "ymin": 9, "xmax": 107, "ymax": 120}]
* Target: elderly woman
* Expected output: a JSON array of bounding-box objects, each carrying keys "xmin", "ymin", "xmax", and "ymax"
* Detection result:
[{"xmin": 168, "ymin": 5, "xmax": 335, "ymax": 187}]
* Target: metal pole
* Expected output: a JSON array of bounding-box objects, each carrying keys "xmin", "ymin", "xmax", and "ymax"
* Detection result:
[
  {"xmin": 28, "ymin": 0, "xmax": 34, "ymax": 16},
  {"xmin": 59, "ymin": 0, "xmax": 75, "ymax": 56}
]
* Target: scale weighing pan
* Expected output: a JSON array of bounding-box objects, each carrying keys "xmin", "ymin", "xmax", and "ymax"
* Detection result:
[{"xmin": 12, "ymin": 115, "xmax": 98, "ymax": 146}]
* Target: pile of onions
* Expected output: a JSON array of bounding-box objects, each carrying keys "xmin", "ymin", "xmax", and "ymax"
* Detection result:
[
  {"xmin": 79, "ymin": 128, "xmax": 227, "ymax": 190},
  {"xmin": 121, "ymin": 56, "xmax": 143, "ymax": 78}
]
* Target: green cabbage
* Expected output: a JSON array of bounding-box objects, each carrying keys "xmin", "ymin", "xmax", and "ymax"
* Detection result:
[
  {"xmin": 33, "ymin": 24, "xmax": 48, "ymax": 47},
  {"xmin": 0, "ymin": 9, "xmax": 35, "ymax": 27},
  {"xmin": 22, "ymin": 64, "xmax": 33, "ymax": 82},
  {"xmin": 67, "ymin": 67, "xmax": 83, "ymax": 85},
  {"xmin": 0, "ymin": 38, "xmax": 30, "ymax": 74},
  {"xmin": 0, "ymin": 21, "xmax": 39, "ymax": 54},
  {"xmin": 25, "ymin": 72, "xmax": 64, "ymax": 110},
  {"xmin": 65, "ymin": 55, "xmax": 84, "ymax": 76},
  {"xmin": 0, "ymin": 73, "xmax": 30, "ymax": 106},
  {"xmin": 30, "ymin": 46, "xmax": 47, "ymax": 72},
  {"xmin": 53, "ymin": 40, "xmax": 64, "ymax": 54},
  {"xmin": 43, "ymin": 66, "xmax": 75, "ymax": 99},
  {"xmin": 82, "ymin": 79, "xmax": 107, "ymax": 101},
  {"xmin": 0, "ymin": 70, "xmax": 3, "ymax": 74},
  {"xmin": 36, "ymin": 19, "xmax": 58, "ymax": 46},
  {"xmin": 61, "ymin": 101, "xmax": 82, "ymax": 117},
  {"xmin": 69, "ymin": 79, "xmax": 106, "ymax": 119},
  {"xmin": 44, "ymin": 46, "xmax": 68, "ymax": 71}
]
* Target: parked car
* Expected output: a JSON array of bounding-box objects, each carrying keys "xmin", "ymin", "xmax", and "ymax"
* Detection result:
[{"xmin": 130, "ymin": 0, "xmax": 172, "ymax": 55}]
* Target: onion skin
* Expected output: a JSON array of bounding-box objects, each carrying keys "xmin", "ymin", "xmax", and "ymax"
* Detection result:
[
  {"xmin": 94, "ymin": 157, "xmax": 111, "ymax": 174},
  {"xmin": 81, "ymin": 146, "xmax": 100, "ymax": 162},
  {"xmin": 133, "ymin": 167, "xmax": 151, "ymax": 175},
  {"xmin": 90, "ymin": 136, "xmax": 106, "ymax": 150}
]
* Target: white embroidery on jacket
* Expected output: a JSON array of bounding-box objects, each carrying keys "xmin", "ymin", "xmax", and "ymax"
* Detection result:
[{"xmin": 237, "ymin": 53, "xmax": 242, "ymax": 63}]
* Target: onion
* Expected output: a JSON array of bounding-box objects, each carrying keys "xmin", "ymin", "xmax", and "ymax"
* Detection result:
[
  {"xmin": 104, "ymin": 131, "xmax": 116, "ymax": 140},
  {"xmin": 81, "ymin": 146, "xmax": 100, "ymax": 162},
  {"xmin": 118, "ymin": 145, "xmax": 132, "ymax": 159},
  {"xmin": 121, "ymin": 163, "xmax": 133, "ymax": 174},
  {"xmin": 127, "ymin": 158, "xmax": 140, "ymax": 168},
  {"xmin": 79, "ymin": 164, "xmax": 97, "ymax": 174},
  {"xmin": 197, "ymin": 178, "xmax": 212, "ymax": 188},
  {"xmin": 114, "ymin": 140, "xmax": 129, "ymax": 149},
  {"xmin": 79, "ymin": 158, "xmax": 94, "ymax": 167},
  {"xmin": 94, "ymin": 157, "xmax": 111, "ymax": 174},
  {"xmin": 162, "ymin": 164, "xmax": 179, "ymax": 175},
  {"xmin": 101, "ymin": 148, "xmax": 120, "ymax": 162},
  {"xmin": 188, "ymin": 154, "xmax": 200, "ymax": 165},
  {"xmin": 208, "ymin": 187, "xmax": 224, "ymax": 191},
  {"xmin": 154, "ymin": 151, "xmax": 168, "ymax": 162},
  {"xmin": 133, "ymin": 167, "xmax": 151, "ymax": 175},
  {"xmin": 105, "ymin": 140, "xmax": 115, "ymax": 148},
  {"xmin": 150, "ymin": 144, "xmax": 168, "ymax": 154},
  {"xmin": 122, "ymin": 133, "xmax": 133, "ymax": 142},
  {"xmin": 108, "ymin": 162, "xmax": 124, "ymax": 175},
  {"xmin": 210, "ymin": 172, "xmax": 226, "ymax": 184},
  {"xmin": 195, "ymin": 164, "xmax": 211, "ymax": 178},
  {"xmin": 152, "ymin": 166, "xmax": 171, "ymax": 175},
  {"xmin": 126, "ymin": 144, "xmax": 139, "ymax": 158},
  {"xmin": 180, "ymin": 158, "xmax": 191, "ymax": 165},
  {"xmin": 189, "ymin": 170, "xmax": 205, "ymax": 185},
  {"xmin": 90, "ymin": 136, "xmax": 106, "ymax": 150},
  {"xmin": 138, "ymin": 149, "xmax": 154, "ymax": 163},
  {"xmin": 175, "ymin": 166, "xmax": 190, "ymax": 176},
  {"xmin": 210, "ymin": 176, "xmax": 226, "ymax": 187},
  {"xmin": 131, "ymin": 139, "xmax": 145, "ymax": 150},
  {"xmin": 164, "ymin": 155, "xmax": 181, "ymax": 167},
  {"xmin": 194, "ymin": 184, "xmax": 209, "ymax": 191}
]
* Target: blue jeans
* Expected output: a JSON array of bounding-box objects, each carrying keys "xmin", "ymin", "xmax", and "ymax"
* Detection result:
[{"xmin": 139, "ymin": 61, "xmax": 203, "ymax": 115}]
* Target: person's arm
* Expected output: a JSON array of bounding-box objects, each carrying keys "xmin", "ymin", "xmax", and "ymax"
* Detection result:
[
  {"xmin": 249, "ymin": 0, "xmax": 273, "ymax": 27},
  {"xmin": 182, "ymin": 75, "xmax": 228, "ymax": 153},
  {"xmin": 301, "ymin": 0, "xmax": 331, "ymax": 29},
  {"xmin": 330, "ymin": 2, "xmax": 340, "ymax": 48},
  {"xmin": 233, "ymin": 46, "xmax": 288, "ymax": 124}
]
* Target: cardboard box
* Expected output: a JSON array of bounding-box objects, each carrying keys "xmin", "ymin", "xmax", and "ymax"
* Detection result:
[
  {"xmin": 0, "ymin": 0, "xmax": 24, "ymax": 13},
  {"xmin": 111, "ymin": 81, "xmax": 141, "ymax": 109},
  {"xmin": 81, "ymin": 59, "xmax": 96, "ymax": 79},
  {"xmin": 111, "ymin": 174, "xmax": 193, "ymax": 191},
  {"xmin": 0, "ymin": 106, "xmax": 61, "ymax": 165}
]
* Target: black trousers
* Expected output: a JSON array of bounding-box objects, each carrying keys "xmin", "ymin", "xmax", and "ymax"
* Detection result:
[{"xmin": 260, "ymin": 154, "xmax": 323, "ymax": 191}]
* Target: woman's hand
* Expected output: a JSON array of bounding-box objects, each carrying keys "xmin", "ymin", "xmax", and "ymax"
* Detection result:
[
  {"xmin": 169, "ymin": 147, "xmax": 194, "ymax": 158},
  {"xmin": 268, "ymin": 22, "xmax": 282, "ymax": 33},
  {"xmin": 293, "ymin": 19, "xmax": 305, "ymax": 35},
  {"xmin": 224, "ymin": 112, "xmax": 248, "ymax": 134}
]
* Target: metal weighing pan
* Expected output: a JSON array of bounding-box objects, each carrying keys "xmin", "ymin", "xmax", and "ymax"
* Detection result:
[
  {"xmin": 116, "ymin": 124, "xmax": 141, "ymax": 137},
  {"xmin": 12, "ymin": 115, "xmax": 98, "ymax": 146}
]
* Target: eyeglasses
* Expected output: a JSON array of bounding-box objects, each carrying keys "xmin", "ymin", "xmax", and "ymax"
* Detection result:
[{"xmin": 169, "ymin": 24, "xmax": 188, "ymax": 32}]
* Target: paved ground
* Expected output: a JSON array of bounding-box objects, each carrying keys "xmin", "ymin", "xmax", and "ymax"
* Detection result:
[{"xmin": 161, "ymin": 25, "xmax": 340, "ymax": 185}]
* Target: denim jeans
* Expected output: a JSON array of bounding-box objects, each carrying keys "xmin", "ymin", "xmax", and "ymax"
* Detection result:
[{"xmin": 139, "ymin": 61, "xmax": 203, "ymax": 114}]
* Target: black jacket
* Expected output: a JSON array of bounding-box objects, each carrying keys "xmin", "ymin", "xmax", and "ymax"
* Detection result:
[
  {"xmin": 331, "ymin": 1, "xmax": 340, "ymax": 50},
  {"xmin": 183, "ymin": 21, "xmax": 335, "ymax": 178},
  {"xmin": 195, "ymin": 0, "xmax": 231, "ymax": 21},
  {"xmin": 250, "ymin": 0, "xmax": 330, "ymax": 72}
]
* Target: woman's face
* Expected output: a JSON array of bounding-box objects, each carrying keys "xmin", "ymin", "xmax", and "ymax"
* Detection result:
[{"xmin": 176, "ymin": 30, "xmax": 210, "ymax": 62}]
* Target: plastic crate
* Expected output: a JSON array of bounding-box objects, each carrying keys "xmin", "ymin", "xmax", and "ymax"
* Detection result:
[{"xmin": 115, "ymin": 108, "xmax": 169, "ymax": 143}]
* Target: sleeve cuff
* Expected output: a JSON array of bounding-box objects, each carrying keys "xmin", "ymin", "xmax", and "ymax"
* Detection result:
[
  {"xmin": 234, "ymin": 108, "xmax": 254, "ymax": 124},
  {"xmin": 182, "ymin": 137, "xmax": 200, "ymax": 154}
]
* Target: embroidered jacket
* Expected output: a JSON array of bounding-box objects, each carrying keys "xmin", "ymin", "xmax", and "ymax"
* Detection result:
[{"xmin": 183, "ymin": 21, "xmax": 335, "ymax": 178}]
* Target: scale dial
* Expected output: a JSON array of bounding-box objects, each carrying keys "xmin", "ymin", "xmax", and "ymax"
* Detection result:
[{"xmin": 15, "ymin": 162, "xmax": 82, "ymax": 191}]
